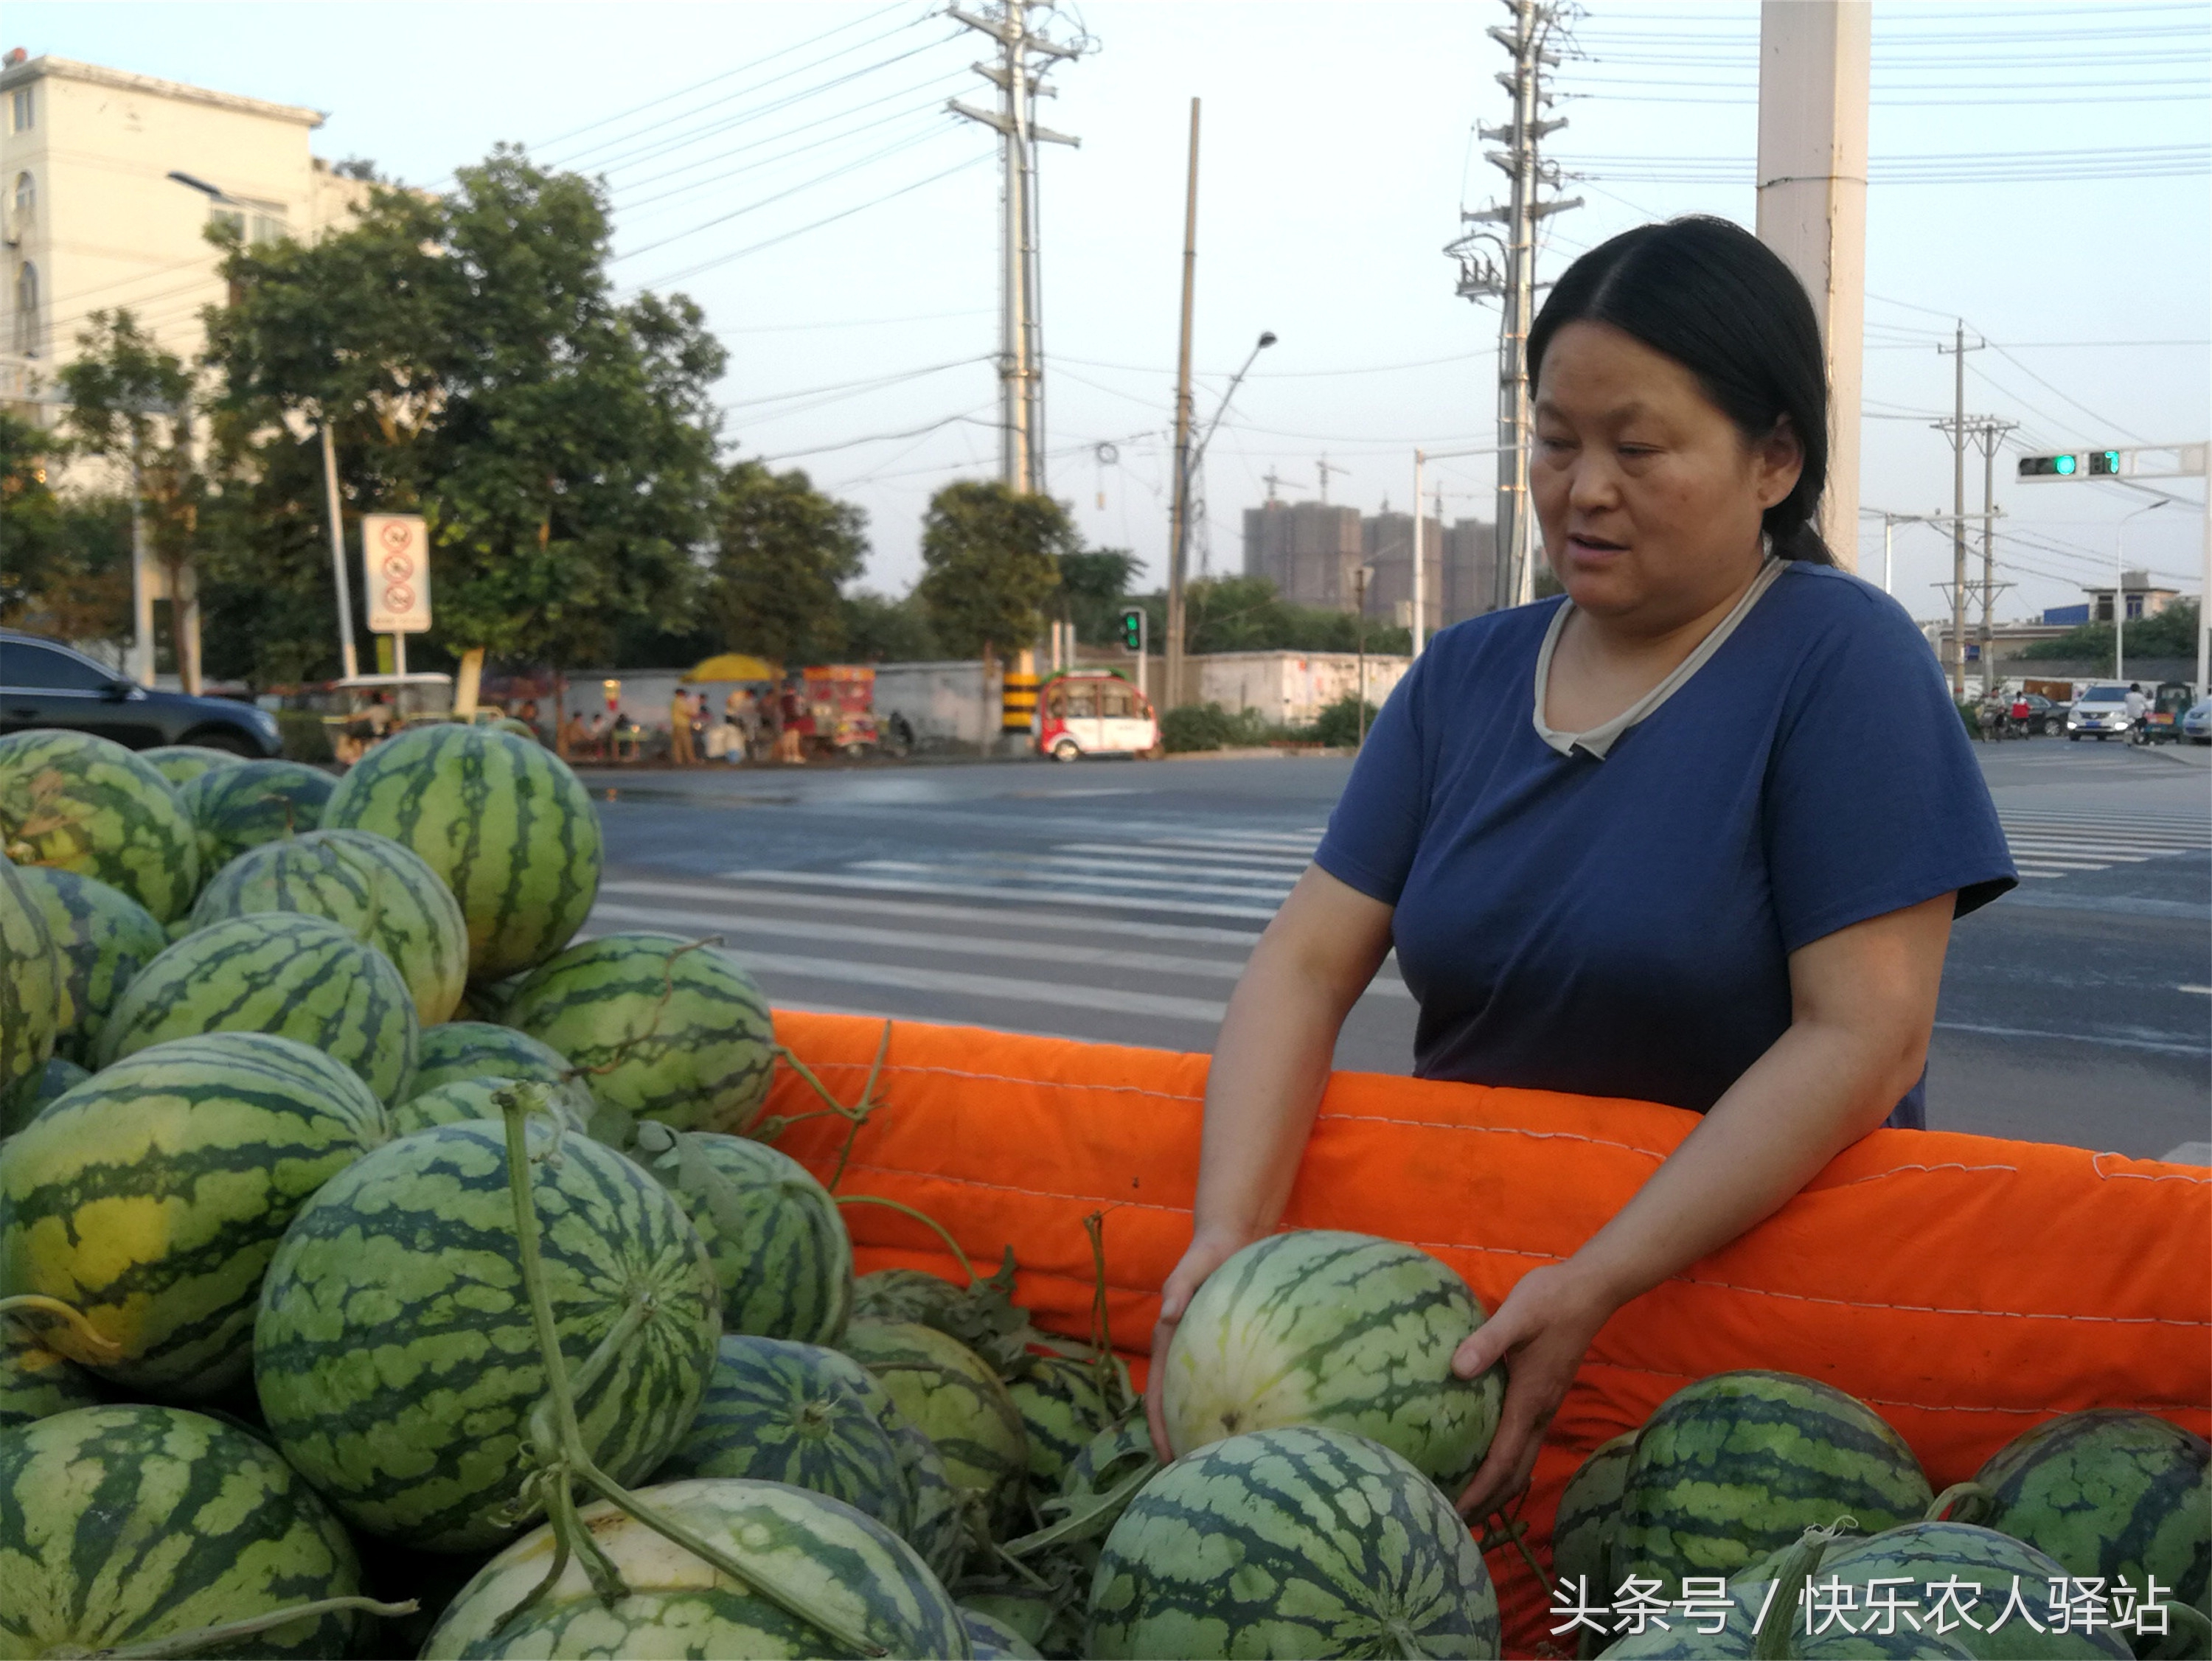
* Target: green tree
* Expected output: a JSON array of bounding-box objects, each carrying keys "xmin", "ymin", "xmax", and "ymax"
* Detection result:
[
  {"xmin": 0, "ymin": 412, "xmax": 133, "ymax": 645},
  {"xmin": 2017, "ymin": 599, "xmax": 2200, "ymax": 664},
  {"xmin": 840, "ymin": 591, "xmax": 941, "ymax": 662},
  {"xmin": 916, "ymin": 481, "xmax": 1072, "ymax": 660},
  {"xmin": 1125, "ymin": 575, "xmax": 1411, "ymax": 659},
  {"xmin": 1056, "ymin": 548, "xmax": 1140, "ymax": 647},
  {"xmin": 706, "ymin": 461, "xmax": 867, "ymax": 664},
  {"xmin": 54, "ymin": 312, "xmax": 209, "ymax": 686}
]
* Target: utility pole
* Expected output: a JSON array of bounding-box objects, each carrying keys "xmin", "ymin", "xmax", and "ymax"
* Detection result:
[
  {"xmin": 1971, "ymin": 418, "xmax": 2018, "ymax": 695},
  {"xmin": 950, "ymin": 2, "xmax": 1083, "ymax": 497},
  {"xmin": 1447, "ymin": 0, "xmax": 1580, "ymax": 613},
  {"xmin": 1164, "ymin": 97, "xmax": 1200, "ymax": 717},
  {"xmin": 1933, "ymin": 324, "xmax": 1984, "ymax": 696},
  {"xmin": 319, "ymin": 419, "xmax": 360, "ymax": 683}
]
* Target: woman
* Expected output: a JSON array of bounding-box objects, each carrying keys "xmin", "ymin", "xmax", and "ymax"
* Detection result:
[{"xmin": 1144, "ymin": 217, "xmax": 2015, "ymax": 1522}]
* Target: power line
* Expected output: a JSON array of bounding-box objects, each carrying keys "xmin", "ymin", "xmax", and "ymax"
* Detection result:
[{"xmin": 717, "ymin": 355, "xmax": 989, "ymax": 415}]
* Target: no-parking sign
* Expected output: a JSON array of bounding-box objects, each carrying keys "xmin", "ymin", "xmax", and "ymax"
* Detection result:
[{"xmin": 362, "ymin": 515, "xmax": 432, "ymax": 634}]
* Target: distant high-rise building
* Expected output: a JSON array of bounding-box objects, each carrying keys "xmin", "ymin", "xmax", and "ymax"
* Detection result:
[
  {"xmin": 1242, "ymin": 500, "xmax": 1364, "ymax": 610},
  {"xmin": 1443, "ymin": 520, "xmax": 1498, "ymax": 625},
  {"xmin": 1360, "ymin": 510, "xmax": 1444, "ymax": 625}
]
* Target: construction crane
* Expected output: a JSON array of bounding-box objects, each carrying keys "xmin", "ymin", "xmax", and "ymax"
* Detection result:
[
  {"xmin": 1316, "ymin": 456, "xmax": 1352, "ymax": 504},
  {"xmin": 1261, "ymin": 466, "xmax": 1307, "ymax": 503}
]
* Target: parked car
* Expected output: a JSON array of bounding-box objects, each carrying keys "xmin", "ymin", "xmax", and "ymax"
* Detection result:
[
  {"xmin": 0, "ymin": 630, "xmax": 282, "ymax": 756},
  {"xmin": 2065, "ymin": 684, "xmax": 2136, "ymax": 741},
  {"xmin": 2182, "ymin": 697, "xmax": 2212, "ymax": 746},
  {"xmin": 2008, "ymin": 692, "xmax": 2064, "ymax": 736}
]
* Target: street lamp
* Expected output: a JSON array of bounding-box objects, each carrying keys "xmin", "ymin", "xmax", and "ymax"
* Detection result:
[
  {"xmin": 2115, "ymin": 499, "xmax": 2168, "ymax": 682},
  {"xmin": 1175, "ymin": 330, "xmax": 1276, "ymax": 574},
  {"xmin": 1166, "ymin": 330, "xmax": 1274, "ymax": 703}
]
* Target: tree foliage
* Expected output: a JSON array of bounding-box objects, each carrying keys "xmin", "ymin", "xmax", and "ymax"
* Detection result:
[
  {"xmin": 1057, "ymin": 548, "xmax": 1141, "ymax": 647},
  {"xmin": 706, "ymin": 461, "xmax": 868, "ymax": 664},
  {"xmin": 839, "ymin": 591, "xmax": 942, "ymax": 663},
  {"xmin": 1127, "ymin": 574, "xmax": 1412, "ymax": 658},
  {"xmin": 2017, "ymin": 599, "xmax": 2200, "ymax": 664},
  {"xmin": 916, "ymin": 481, "xmax": 1072, "ymax": 658},
  {"xmin": 0, "ymin": 412, "xmax": 132, "ymax": 645}
]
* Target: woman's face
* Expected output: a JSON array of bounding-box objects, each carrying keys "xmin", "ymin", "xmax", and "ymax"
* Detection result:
[{"xmin": 1531, "ymin": 320, "xmax": 1803, "ymax": 627}]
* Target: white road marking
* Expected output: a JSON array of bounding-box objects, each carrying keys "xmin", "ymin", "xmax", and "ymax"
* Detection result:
[
  {"xmin": 726, "ymin": 868, "xmax": 1284, "ymax": 920},
  {"xmin": 601, "ymin": 879, "xmax": 1266, "ymax": 946}
]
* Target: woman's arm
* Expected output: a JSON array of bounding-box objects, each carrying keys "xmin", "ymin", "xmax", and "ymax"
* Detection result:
[
  {"xmin": 1448, "ymin": 890, "xmax": 1958, "ymax": 1518},
  {"xmin": 1144, "ymin": 864, "xmax": 1397, "ymax": 1458}
]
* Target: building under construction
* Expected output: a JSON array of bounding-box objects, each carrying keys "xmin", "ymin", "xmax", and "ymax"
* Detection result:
[{"xmin": 1242, "ymin": 501, "xmax": 1498, "ymax": 627}]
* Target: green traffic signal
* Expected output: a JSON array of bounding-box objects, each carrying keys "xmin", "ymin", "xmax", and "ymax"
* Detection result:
[
  {"xmin": 1120, "ymin": 608, "xmax": 1144, "ymax": 650},
  {"xmin": 2054, "ymin": 453, "xmax": 2077, "ymax": 475},
  {"xmin": 2089, "ymin": 449, "xmax": 2121, "ymax": 476}
]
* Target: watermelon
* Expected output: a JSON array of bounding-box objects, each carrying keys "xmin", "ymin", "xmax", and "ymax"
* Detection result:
[
  {"xmin": 964, "ymin": 1606, "xmax": 1047, "ymax": 1659},
  {"xmin": 175, "ymin": 759, "xmax": 336, "ymax": 874},
  {"xmin": 1596, "ymin": 1581, "xmax": 1978, "ymax": 1658},
  {"xmin": 189, "ymin": 826, "xmax": 467, "ymax": 1024},
  {"xmin": 656, "ymin": 1334, "xmax": 914, "ymax": 1536},
  {"xmin": 507, "ymin": 931, "xmax": 773, "ymax": 1132},
  {"xmin": 655, "ymin": 1130, "xmax": 853, "ymax": 1343},
  {"xmin": 1087, "ymin": 1424, "xmax": 1503, "ymax": 1660},
  {"xmin": 0, "ymin": 853, "xmax": 62, "ymax": 1103},
  {"xmin": 889, "ymin": 1404, "xmax": 973, "ymax": 1582},
  {"xmin": 1, "ymin": 1317, "xmax": 100, "ymax": 1427},
  {"xmin": 254, "ymin": 1118, "xmax": 720, "ymax": 1551},
  {"xmin": 1615, "ymin": 1370, "xmax": 1935, "ymax": 1600},
  {"xmin": 1161, "ymin": 1229, "xmax": 1504, "ymax": 1491},
  {"xmin": 320, "ymin": 724, "xmax": 602, "ymax": 981},
  {"xmin": 1971, "ymin": 1410, "xmax": 2209, "ymax": 1656},
  {"xmin": 1065, "ymin": 1417, "xmax": 1155, "ymax": 1500},
  {"xmin": 1555, "ymin": 1432, "xmax": 1637, "ymax": 1608},
  {"xmin": 843, "ymin": 1318, "xmax": 1031, "ymax": 1537},
  {"xmin": 94, "ymin": 910, "xmax": 420, "ymax": 1105},
  {"xmin": 408, "ymin": 1018, "xmax": 591, "ymax": 1114},
  {"xmin": 142, "ymin": 743, "xmax": 249, "ymax": 787},
  {"xmin": 0, "ymin": 1055, "xmax": 88, "ymax": 1138},
  {"xmin": 854, "ymin": 1265, "xmax": 969, "ymax": 1328},
  {"xmin": 420, "ymin": 1477, "xmax": 971, "ymax": 1659},
  {"xmin": 12, "ymin": 865, "xmax": 166, "ymax": 1063},
  {"xmin": 453, "ymin": 972, "xmax": 527, "ymax": 1023},
  {"xmin": 0, "ymin": 729, "xmax": 201, "ymax": 920},
  {"xmin": 0, "ymin": 1031, "xmax": 389, "ymax": 1397},
  {"xmin": 1009, "ymin": 1353, "xmax": 1124, "ymax": 1492},
  {"xmin": 1735, "ymin": 1520, "xmax": 2132, "ymax": 1660},
  {"xmin": 388, "ymin": 1074, "xmax": 588, "ymax": 1138},
  {"xmin": 0, "ymin": 1404, "xmax": 366, "ymax": 1658}
]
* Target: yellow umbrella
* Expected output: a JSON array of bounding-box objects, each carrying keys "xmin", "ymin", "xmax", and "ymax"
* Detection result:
[{"xmin": 687, "ymin": 652, "xmax": 779, "ymax": 683}]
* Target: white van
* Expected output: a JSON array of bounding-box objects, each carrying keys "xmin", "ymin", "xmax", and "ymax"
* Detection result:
[{"xmin": 1037, "ymin": 671, "xmax": 1161, "ymax": 761}]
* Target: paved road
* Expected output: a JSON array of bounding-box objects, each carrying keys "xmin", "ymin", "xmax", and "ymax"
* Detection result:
[{"xmin": 580, "ymin": 737, "xmax": 2209, "ymax": 1160}]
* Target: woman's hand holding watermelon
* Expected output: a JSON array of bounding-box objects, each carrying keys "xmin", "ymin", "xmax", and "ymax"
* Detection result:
[
  {"xmin": 1144, "ymin": 1226, "xmax": 1254, "ymax": 1461},
  {"xmin": 1450, "ymin": 1260, "xmax": 1621, "ymax": 1520}
]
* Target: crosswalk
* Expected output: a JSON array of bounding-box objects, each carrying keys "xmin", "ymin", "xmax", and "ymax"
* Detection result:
[{"xmin": 1997, "ymin": 808, "xmax": 2211, "ymax": 880}]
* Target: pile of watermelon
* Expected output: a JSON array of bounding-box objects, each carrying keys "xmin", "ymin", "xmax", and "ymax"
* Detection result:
[{"xmin": 4, "ymin": 726, "xmax": 2206, "ymax": 1660}]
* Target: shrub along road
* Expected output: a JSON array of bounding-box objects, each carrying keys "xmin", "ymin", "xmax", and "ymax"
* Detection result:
[{"xmin": 582, "ymin": 741, "xmax": 2209, "ymax": 1161}]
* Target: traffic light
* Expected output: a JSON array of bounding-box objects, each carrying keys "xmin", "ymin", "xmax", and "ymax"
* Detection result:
[
  {"xmin": 1120, "ymin": 608, "xmax": 1144, "ymax": 650},
  {"xmin": 2088, "ymin": 449, "xmax": 2122, "ymax": 476},
  {"xmin": 2018, "ymin": 453, "xmax": 2081, "ymax": 478}
]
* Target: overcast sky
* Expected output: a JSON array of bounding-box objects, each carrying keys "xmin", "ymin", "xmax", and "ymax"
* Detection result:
[{"xmin": 13, "ymin": 0, "xmax": 2209, "ymax": 623}]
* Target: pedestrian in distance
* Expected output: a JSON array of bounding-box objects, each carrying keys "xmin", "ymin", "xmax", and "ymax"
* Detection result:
[
  {"xmin": 668, "ymin": 684, "xmax": 697, "ymax": 766},
  {"xmin": 1144, "ymin": 216, "xmax": 2017, "ymax": 1524}
]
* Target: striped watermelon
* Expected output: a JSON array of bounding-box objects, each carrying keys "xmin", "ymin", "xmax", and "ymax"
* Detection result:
[
  {"xmin": 254, "ymin": 1118, "xmax": 720, "ymax": 1551},
  {"xmin": 408, "ymin": 1018, "xmax": 588, "ymax": 1111},
  {"xmin": 0, "ymin": 1404, "xmax": 366, "ymax": 1658},
  {"xmin": 1554, "ymin": 1432, "xmax": 1636, "ymax": 1610},
  {"xmin": 1, "ymin": 1055, "xmax": 88, "ymax": 1138},
  {"xmin": 189, "ymin": 826, "xmax": 467, "ymax": 1024},
  {"xmin": 658, "ymin": 1131, "xmax": 853, "ymax": 1343},
  {"xmin": 1161, "ymin": 1229, "xmax": 1505, "ymax": 1490},
  {"xmin": 176, "ymin": 759, "xmax": 337, "ymax": 875},
  {"xmin": 507, "ymin": 932, "xmax": 774, "ymax": 1132},
  {"xmin": 142, "ymin": 743, "xmax": 249, "ymax": 787},
  {"xmin": 656, "ymin": 1334, "xmax": 914, "ymax": 1536},
  {"xmin": 962, "ymin": 1605, "xmax": 1047, "ymax": 1659},
  {"xmin": 453, "ymin": 972, "xmax": 527, "ymax": 1023},
  {"xmin": 962, "ymin": 1591, "xmax": 1068, "ymax": 1658},
  {"xmin": 0, "ymin": 1031, "xmax": 388, "ymax": 1397},
  {"xmin": 1735, "ymin": 1520, "xmax": 2132, "ymax": 1661},
  {"xmin": 889, "ymin": 1401, "xmax": 973, "ymax": 1582},
  {"xmin": 0, "ymin": 729, "xmax": 201, "ymax": 920},
  {"xmin": 1615, "ymin": 1370, "xmax": 1935, "ymax": 1599},
  {"xmin": 1598, "ymin": 1582, "xmax": 1978, "ymax": 1659},
  {"xmin": 854, "ymin": 1265, "xmax": 969, "ymax": 1329},
  {"xmin": 0, "ymin": 852, "xmax": 62, "ymax": 1103},
  {"xmin": 1009, "ymin": 1353, "xmax": 1126, "ymax": 1492},
  {"xmin": 1087, "ymin": 1424, "xmax": 1503, "ymax": 1660},
  {"xmin": 388, "ymin": 1075, "xmax": 587, "ymax": 1138},
  {"xmin": 320, "ymin": 724, "xmax": 602, "ymax": 981},
  {"xmin": 13, "ymin": 865, "xmax": 166, "ymax": 1064},
  {"xmin": 1, "ymin": 1317, "xmax": 100, "ymax": 1427},
  {"xmin": 843, "ymin": 1318, "xmax": 1031, "ymax": 1537},
  {"xmin": 94, "ymin": 910, "xmax": 420, "ymax": 1104},
  {"xmin": 1971, "ymin": 1410, "xmax": 2209, "ymax": 1655},
  {"xmin": 420, "ymin": 1477, "xmax": 971, "ymax": 1660}
]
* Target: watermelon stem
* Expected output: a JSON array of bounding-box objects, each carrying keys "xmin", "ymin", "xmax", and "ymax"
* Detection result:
[
  {"xmin": 1477, "ymin": 1504, "xmax": 1554, "ymax": 1605},
  {"xmin": 834, "ymin": 1193, "xmax": 981, "ymax": 1284},
  {"xmin": 1921, "ymin": 1480, "xmax": 1991, "ymax": 1524},
  {"xmin": 86, "ymin": 1595, "xmax": 418, "ymax": 1657},
  {"xmin": 0, "ymin": 1292, "xmax": 123, "ymax": 1362},
  {"xmin": 493, "ymin": 1086, "xmax": 891, "ymax": 1659},
  {"xmin": 1748, "ymin": 1519, "xmax": 1854, "ymax": 1661},
  {"xmin": 761, "ymin": 1019, "xmax": 893, "ymax": 1193}
]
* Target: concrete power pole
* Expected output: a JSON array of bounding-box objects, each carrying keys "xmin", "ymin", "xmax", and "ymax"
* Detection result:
[
  {"xmin": 1164, "ymin": 98, "xmax": 1200, "ymax": 718},
  {"xmin": 1754, "ymin": 0, "xmax": 1869, "ymax": 566},
  {"xmin": 1447, "ymin": 0, "xmax": 1579, "ymax": 613},
  {"xmin": 951, "ymin": 3, "xmax": 1082, "ymax": 497},
  {"xmin": 1972, "ymin": 418, "xmax": 2018, "ymax": 695},
  {"xmin": 1933, "ymin": 326, "xmax": 1986, "ymax": 697}
]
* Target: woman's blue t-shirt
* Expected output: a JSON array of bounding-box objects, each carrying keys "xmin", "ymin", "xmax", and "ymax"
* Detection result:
[{"xmin": 1313, "ymin": 561, "xmax": 2016, "ymax": 1127}]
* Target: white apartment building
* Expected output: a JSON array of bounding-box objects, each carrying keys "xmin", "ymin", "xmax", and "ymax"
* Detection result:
[{"xmin": 1, "ymin": 49, "xmax": 369, "ymax": 411}]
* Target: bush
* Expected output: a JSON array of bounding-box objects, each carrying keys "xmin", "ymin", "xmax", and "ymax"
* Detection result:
[
  {"xmin": 1161, "ymin": 702, "xmax": 1270, "ymax": 753},
  {"xmin": 276, "ymin": 711, "xmax": 335, "ymax": 763},
  {"xmin": 1313, "ymin": 695, "xmax": 1381, "ymax": 749}
]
